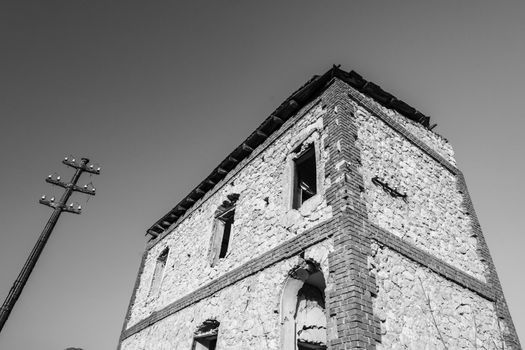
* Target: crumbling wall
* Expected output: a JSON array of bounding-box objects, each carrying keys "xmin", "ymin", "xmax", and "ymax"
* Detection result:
[
  {"xmin": 351, "ymin": 90, "xmax": 455, "ymax": 164},
  {"xmin": 371, "ymin": 244, "xmax": 504, "ymax": 349},
  {"xmin": 355, "ymin": 108, "xmax": 486, "ymax": 280},
  {"xmin": 127, "ymin": 101, "xmax": 334, "ymax": 327},
  {"xmin": 388, "ymin": 112, "xmax": 455, "ymax": 166},
  {"xmin": 121, "ymin": 240, "xmax": 333, "ymax": 350}
]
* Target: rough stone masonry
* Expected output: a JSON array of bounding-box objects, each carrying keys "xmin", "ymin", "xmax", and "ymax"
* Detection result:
[{"xmin": 118, "ymin": 67, "xmax": 521, "ymax": 349}]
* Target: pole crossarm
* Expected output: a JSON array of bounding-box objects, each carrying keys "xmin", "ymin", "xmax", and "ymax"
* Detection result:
[
  {"xmin": 38, "ymin": 199, "xmax": 82, "ymax": 214},
  {"xmin": 39, "ymin": 198, "xmax": 60, "ymax": 210},
  {"xmin": 45, "ymin": 177, "xmax": 96, "ymax": 195},
  {"xmin": 62, "ymin": 204, "xmax": 82, "ymax": 215},
  {"xmin": 45, "ymin": 177, "xmax": 68, "ymax": 189},
  {"xmin": 0, "ymin": 156, "xmax": 100, "ymax": 333},
  {"xmin": 72, "ymin": 184, "xmax": 96, "ymax": 195},
  {"xmin": 62, "ymin": 158, "xmax": 101, "ymax": 175}
]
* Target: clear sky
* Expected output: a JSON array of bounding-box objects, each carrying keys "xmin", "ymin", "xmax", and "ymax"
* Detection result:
[{"xmin": 0, "ymin": 1, "xmax": 523, "ymax": 349}]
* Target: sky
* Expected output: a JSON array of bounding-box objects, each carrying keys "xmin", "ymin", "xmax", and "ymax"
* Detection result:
[{"xmin": 0, "ymin": 1, "xmax": 524, "ymax": 349}]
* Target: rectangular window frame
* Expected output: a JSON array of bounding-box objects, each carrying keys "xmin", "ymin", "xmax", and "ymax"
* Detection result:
[
  {"xmin": 208, "ymin": 195, "xmax": 238, "ymax": 267},
  {"xmin": 217, "ymin": 207, "xmax": 235, "ymax": 259},
  {"xmin": 192, "ymin": 320, "xmax": 219, "ymax": 350},
  {"xmin": 292, "ymin": 145, "xmax": 318, "ymax": 209},
  {"xmin": 148, "ymin": 248, "xmax": 169, "ymax": 298}
]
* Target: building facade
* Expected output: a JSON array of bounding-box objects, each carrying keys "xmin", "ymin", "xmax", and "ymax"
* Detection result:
[{"xmin": 118, "ymin": 67, "xmax": 521, "ymax": 349}]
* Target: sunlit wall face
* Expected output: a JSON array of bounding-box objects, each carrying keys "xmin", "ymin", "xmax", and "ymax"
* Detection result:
[{"xmin": 0, "ymin": 1, "xmax": 524, "ymax": 349}]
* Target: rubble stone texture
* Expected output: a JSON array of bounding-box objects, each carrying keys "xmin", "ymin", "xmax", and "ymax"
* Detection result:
[
  {"xmin": 357, "ymin": 92, "xmax": 456, "ymax": 165},
  {"xmin": 126, "ymin": 102, "xmax": 333, "ymax": 326},
  {"xmin": 119, "ymin": 68, "xmax": 520, "ymax": 349},
  {"xmin": 121, "ymin": 242, "xmax": 333, "ymax": 350},
  {"xmin": 355, "ymin": 107, "xmax": 486, "ymax": 281},
  {"xmin": 372, "ymin": 244, "xmax": 502, "ymax": 350}
]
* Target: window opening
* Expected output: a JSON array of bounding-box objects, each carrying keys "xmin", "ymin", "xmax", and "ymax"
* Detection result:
[
  {"xmin": 193, "ymin": 336, "xmax": 217, "ymax": 350},
  {"xmin": 217, "ymin": 207, "xmax": 234, "ymax": 259},
  {"xmin": 280, "ymin": 262, "xmax": 327, "ymax": 350},
  {"xmin": 298, "ymin": 344, "xmax": 326, "ymax": 350},
  {"xmin": 293, "ymin": 146, "xmax": 317, "ymax": 209},
  {"xmin": 296, "ymin": 283, "xmax": 327, "ymax": 350},
  {"xmin": 192, "ymin": 320, "xmax": 219, "ymax": 350},
  {"xmin": 209, "ymin": 194, "xmax": 239, "ymax": 266},
  {"xmin": 149, "ymin": 248, "xmax": 168, "ymax": 297}
]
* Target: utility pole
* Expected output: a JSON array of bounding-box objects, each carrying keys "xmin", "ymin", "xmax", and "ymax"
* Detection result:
[{"xmin": 0, "ymin": 156, "xmax": 100, "ymax": 333}]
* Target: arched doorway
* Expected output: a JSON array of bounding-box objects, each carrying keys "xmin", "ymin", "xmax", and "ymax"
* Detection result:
[{"xmin": 280, "ymin": 261, "xmax": 327, "ymax": 350}]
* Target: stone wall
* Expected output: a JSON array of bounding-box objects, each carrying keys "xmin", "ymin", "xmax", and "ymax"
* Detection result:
[
  {"xmin": 120, "ymin": 74, "xmax": 519, "ymax": 349},
  {"xmin": 355, "ymin": 107, "xmax": 486, "ymax": 281},
  {"xmin": 127, "ymin": 101, "xmax": 334, "ymax": 327},
  {"xmin": 371, "ymin": 244, "xmax": 504, "ymax": 349},
  {"xmin": 121, "ymin": 240, "xmax": 333, "ymax": 350},
  {"xmin": 388, "ymin": 112, "xmax": 455, "ymax": 166},
  {"xmin": 352, "ymin": 91, "xmax": 455, "ymax": 165}
]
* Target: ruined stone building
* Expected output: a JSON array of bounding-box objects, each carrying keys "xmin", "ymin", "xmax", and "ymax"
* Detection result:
[{"xmin": 118, "ymin": 67, "xmax": 521, "ymax": 349}]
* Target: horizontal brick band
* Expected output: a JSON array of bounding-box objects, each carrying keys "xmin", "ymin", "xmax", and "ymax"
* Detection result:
[
  {"xmin": 369, "ymin": 223, "xmax": 495, "ymax": 301},
  {"xmin": 347, "ymin": 87, "xmax": 460, "ymax": 176},
  {"xmin": 121, "ymin": 216, "xmax": 340, "ymax": 341}
]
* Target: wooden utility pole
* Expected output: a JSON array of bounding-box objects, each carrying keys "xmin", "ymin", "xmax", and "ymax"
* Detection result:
[{"xmin": 0, "ymin": 156, "xmax": 100, "ymax": 333}]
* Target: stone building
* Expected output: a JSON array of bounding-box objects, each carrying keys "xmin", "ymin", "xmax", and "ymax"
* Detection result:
[{"xmin": 118, "ymin": 67, "xmax": 521, "ymax": 349}]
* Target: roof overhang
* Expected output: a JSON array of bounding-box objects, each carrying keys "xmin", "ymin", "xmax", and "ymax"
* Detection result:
[{"xmin": 146, "ymin": 66, "xmax": 433, "ymax": 240}]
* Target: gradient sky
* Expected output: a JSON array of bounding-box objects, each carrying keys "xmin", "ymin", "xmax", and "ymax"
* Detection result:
[{"xmin": 0, "ymin": 1, "xmax": 524, "ymax": 349}]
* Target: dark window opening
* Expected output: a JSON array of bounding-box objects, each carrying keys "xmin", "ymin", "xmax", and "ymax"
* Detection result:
[
  {"xmin": 293, "ymin": 146, "xmax": 317, "ymax": 209},
  {"xmin": 193, "ymin": 319, "xmax": 219, "ymax": 350},
  {"xmin": 298, "ymin": 344, "xmax": 327, "ymax": 350},
  {"xmin": 209, "ymin": 194, "xmax": 239, "ymax": 266},
  {"xmin": 193, "ymin": 336, "xmax": 217, "ymax": 350},
  {"xmin": 217, "ymin": 208, "xmax": 234, "ymax": 259},
  {"xmin": 158, "ymin": 248, "xmax": 169, "ymax": 262}
]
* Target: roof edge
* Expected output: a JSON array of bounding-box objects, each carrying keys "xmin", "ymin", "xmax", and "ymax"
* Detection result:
[{"xmin": 146, "ymin": 66, "xmax": 434, "ymax": 240}]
